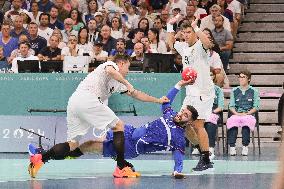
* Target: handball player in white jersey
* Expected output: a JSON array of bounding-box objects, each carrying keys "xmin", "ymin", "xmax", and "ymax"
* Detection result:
[
  {"xmin": 168, "ymin": 18, "xmax": 215, "ymax": 171},
  {"xmin": 28, "ymin": 55, "xmax": 169, "ymax": 178}
]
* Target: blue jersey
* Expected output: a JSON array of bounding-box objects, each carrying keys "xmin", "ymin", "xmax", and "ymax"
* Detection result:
[{"xmin": 103, "ymin": 86, "xmax": 186, "ymax": 173}]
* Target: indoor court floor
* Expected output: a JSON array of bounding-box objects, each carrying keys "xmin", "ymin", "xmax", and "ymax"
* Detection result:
[{"xmin": 0, "ymin": 146, "xmax": 280, "ymax": 189}]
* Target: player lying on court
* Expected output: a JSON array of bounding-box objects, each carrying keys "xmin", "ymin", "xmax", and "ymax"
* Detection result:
[
  {"xmin": 29, "ymin": 79, "xmax": 202, "ymax": 179},
  {"xmin": 28, "ymin": 54, "xmax": 170, "ymax": 178}
]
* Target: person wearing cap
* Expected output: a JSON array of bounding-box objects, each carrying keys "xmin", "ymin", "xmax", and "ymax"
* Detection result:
[
  {"xmin": 166, "ymin": 0, "xmax": 187, "ymax": 16},
  {"xmin": 11, "ymin": 41, "xmax": 39, "ymax": 73},
  {"xmin": 93, "ymin": 41, "xmax": 108, "ymax": 62},
  {"xmin": 94, "ymin": 11, "xmax": 104, "ymax": 32}
]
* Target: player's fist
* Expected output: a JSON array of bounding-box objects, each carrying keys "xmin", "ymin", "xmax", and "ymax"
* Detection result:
[
  {"xmin": 172, "ymin": 171, "xmax": 185, "ymax": 179},
  {"xmin": 177, "ymin": 79, "xmax": 194, "ymax": 87},
  {"xmin": 158, "ymin": 96, "xmax": 170, "ymax": 104}
]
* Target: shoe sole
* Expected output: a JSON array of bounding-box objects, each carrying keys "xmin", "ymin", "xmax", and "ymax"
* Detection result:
[{"xmin": 191, "ymin": 167, "xmax": 215, "ymax": 174}]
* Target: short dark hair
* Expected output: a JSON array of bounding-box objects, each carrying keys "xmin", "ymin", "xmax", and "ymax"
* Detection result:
[
  {"xmin": 186, "ymin": 105, "xmax": 199, "ymax": 121},
  {"xmin": 18, "ymin": 41, "xmax": 31, "ymax": 48},
  {"xmin": 113, "ymin": 54, "xmax": 130, "ymax": 64},
  {"xmin": 180, "ymin": 23, "xmax": 193, "ymax": 31},
  {"xmin": 39, "ymin": 12, "xmax": 50, "ymax": 22},
  {"xmin": 239, "ymin": 70, "xmax": 252, "ymax": 83}
]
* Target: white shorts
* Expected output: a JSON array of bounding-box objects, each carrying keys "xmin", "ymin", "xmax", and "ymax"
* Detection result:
[
  {"xmin": 66, "ymin": 91, "xmax": 119, "ymax": 141},
  {"xmin": 182, "ymin": 95, "xmax": 214, "ymax": 120}
]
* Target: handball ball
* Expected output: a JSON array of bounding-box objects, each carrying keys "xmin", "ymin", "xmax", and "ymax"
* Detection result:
[{"xmin": 182, "ymin": 67, "xmax": 197, "ymax": 82}]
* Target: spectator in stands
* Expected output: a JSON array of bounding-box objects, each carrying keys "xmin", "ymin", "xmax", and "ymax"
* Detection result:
[
  {"xmin": 110, "ymin": 38, "xmax": 132, "ymax": 57},
  {"xmin": 0, "ymin": 21, "xmax": 18, "ymax": 60},
  {"xmin": 160, "ymin": 9, "xmax": 170, "ymax": 30},
  {"xmin": 10, "ymin": 15, "xmax": 29, "ymax": 39},
  {"xmin": 141, "ymin": 36, "xmax": 157, "ymax": 53},
  {"xmin": 212, "ymin": 15, "xmax": 233, "ymax": 72},
  {"xmin": 217, "ymin": 0, "xmax": 234, "ymax": 23},
  {"xmin": 103, "ymin": 0, "xmax": 123, "ymax": 12},
  {"xmin": 93, "ymin": 41, "xmax": 108, "ymax": 62},
  {"xmin": 82, "ymin": 0, "xmax": 98, "ymax": 24},
  {"xmin": 153, "ymin": 17, "xmax": 167, "ymax": 42},
  {"xmin": 61, "ymin": 18, "xmax": 78, "ymax": 43},
  {"xmin": 77, "ymin": 27, "xmax": 94, "ymax": 57},
  {"xmin": 94, "ymin": 12, "xmax": 104, "ymax": 32},
  {"xmin": 198, "ymin": 0, "xmax": 215, "ymax": 14},
  {"xmin": 0, "ymin": 46, "xmax": 6, "ymax": 61},
  {"xmin": 10, "ymin": 34, "xmax": 35, "ymax": 61},
  {"xmin": 124, "ymin": 4, "xmax": 139, "ymax": 30},
  {"xmin": 29, "ymin": 1, "xmax": 42, "ymax": 25},
  {"xmin": 226, "ymin": 0, "xmax": 241, "ymax": 38},
  {"xmin": 170, "ymin": 53, "xmax": 183, "ymax": 73},
  {"xmin": 28, "ymin": 22, "xmax": 47, "ymax": 55},
  {"xmin": 184, "ymin": 4, "xmax": 196, "ymax": 23},
  {"xmin": 200, "ymin": 4, "xmax": 231, "ymax": 32},
  {"xmin": 96, "ymin": 25, "xmax": 116, "ymax": 54},
  {"xmin": 5, "ymin": 0, "xmax": 32, "ymax": 22},
  {"xmin": 54, "ymin": 0, "xmax": 69, "ymax": 22},
  {"xmin": 38, "ymin": 35, "xmax": 62, "ymax": 61},
  {"xmin": 166, "ymin": 0, "xmax": 187, "ymax": 16},
  {"xmin": 11, "ymin": 41, "xmax": 39, "ymax": 73},
  {"xmin": 110, "ymin": 16, "xmax": 124, "ymax": 39},
  {"xmin": 128, "ymin": 17, "xmax": 149, "ymax": 40},
  {"xmin": 131, "ymin": 42, "xmax": 144, "ymax": 62},
  {"xmin": 188, "ymin": 0, "xmax": 208, "ymax": 19},
  {"xmin": 87, "ymin": 18, "xmax": 98, "ymax": 44},
  {"xmin": 77, "ymin": 0, "xmax": 88, "ymax": 15},
  {"xmin": 38, "ymin": 13, "xmax": 53, "ymax": 42},
  {"xmin": 227, "ymin": 70, "xmax": 260, "ymax": 156},
  {"xmin": 61, "ymin": 34, "xmax": 85, "ymax": 58},
  {"xmin": 69, "ymin": 9, "xmax": 85, "ymax": 31},
  {"xmin": 126, "ymin": 28, "xmax": 144, "ymax": 50},
  {"xmin": 38, "ymin": 0, "xmax": 54, "ymax": 13},
  {"xmin": 134, "ymin": 2, "xmax": 152, "ymax": 28},
  {"xmin": 148, "ymin": 28, "xmax": 167, "ymax": 54},
  {"xmin": 52, "ymin": 29, "xmax": 67, "ymax": 49},
  {"xmin": 49, "ymin": 6, "xmax": 64, "ymax": 30}
]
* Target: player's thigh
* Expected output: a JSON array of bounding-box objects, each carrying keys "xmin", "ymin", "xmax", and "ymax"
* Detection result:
[{"xmin": 80, "ymin": 102, "xmax": 120, "ymax": 131}]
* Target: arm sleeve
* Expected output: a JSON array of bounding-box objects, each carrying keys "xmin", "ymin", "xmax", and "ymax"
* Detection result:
[
  {"xmin": 253, "ymin": 88, "xmax": 260, "ymax": 110},
  {"xmin": 173, "ymin": 150, "xmax": 184, "ymax": 173},
  {"xmin": 161, "ymin": 85, "xmax": 181, "ymax": 112}
]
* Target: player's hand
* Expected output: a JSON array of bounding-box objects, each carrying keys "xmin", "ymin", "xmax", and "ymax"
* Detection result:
[
  {"xmin": 178, "ymin": 80, "xmax": 194, "ymax": 87},
  {"xmin": 126, "ymin": 83, "xmax": 135, "ymax": 95},
  {"xmin": 172, "ymin": 171, "xmax": 185, "ymax": 179},
  {"xmin": 158, "ymin": 96, "xmax": 170, "ymax": 104}
]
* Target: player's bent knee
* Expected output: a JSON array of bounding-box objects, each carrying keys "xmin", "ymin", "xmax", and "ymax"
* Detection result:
[{"xmin": 112, "ymin": 120, "xmax": 124, "ymax": 132}]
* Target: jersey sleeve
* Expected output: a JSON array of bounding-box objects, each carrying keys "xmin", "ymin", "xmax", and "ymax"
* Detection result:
[
  {"xmin": 172, "ymin": 149, "xmax": 184, "ymax": 173},
  {"xmin": 173, "ymin": 41, "xmax": 187, "ymax": 56},
  {"xmin": 161, "ymin": 85, "xmax": 181, "ymax": 113}
]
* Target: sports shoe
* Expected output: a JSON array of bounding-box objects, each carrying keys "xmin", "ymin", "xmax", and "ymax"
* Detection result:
[
  {"xmin": 28, "ymin": 143, "xmax": 39, "ymax": 155},
  {"xmin": 192, "ymin": 148, "xmax": 200, "ymax": 155},
  {"xmin": 28, "ymin": 154, "xmax": 44, "ymax": 178},
  {"xmin": 192, "ymin": 159, "xmax": 214, "ymax": 172},
  {"xmin": 113, "ymin": 166, "xmax": 141, "ymax": 178},
  {"xmin": 230, "ymin": 147, "xmax": 237, "ymax": 156},
  {"xmin": 241, "ymin": 146, "xmax": 248, "ymax": 156},
  {"xmin": 209, "ymin": 147, "xmax": 215, "ymax": 160}
]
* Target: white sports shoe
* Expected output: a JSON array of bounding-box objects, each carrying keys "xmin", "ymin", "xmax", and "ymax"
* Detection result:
[
  {"xmin": 241, "ymin": 146, "xmax": 248, "ymax": 156},
  {"xmin": 209, "ymin": 147, "xmax": 215, "ymax": 160},
  {"xmin": 230, "ymin": 147, "xmax": 237, "ymax": 156},
  {"xmin": 192, "ymin": 148, "xmax": 200, "ymax": 155}
]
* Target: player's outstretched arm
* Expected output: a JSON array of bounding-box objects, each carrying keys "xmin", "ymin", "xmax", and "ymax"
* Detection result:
[
  {"xmin": 191, "ymin": 18, "xmax": 212, "ymax": 50},
  {"xmin": 105, "ymin": 65, "xmax": 134, "ymax": 93},
  {"xmin": 127, "ymin": 90, "xmax": 169, "ymax": 104}
]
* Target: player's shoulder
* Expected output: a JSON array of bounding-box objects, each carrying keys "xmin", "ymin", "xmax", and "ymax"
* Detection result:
[{"xmin": 101, "ymin": 61, "xmax": 119, "ymax": 70}]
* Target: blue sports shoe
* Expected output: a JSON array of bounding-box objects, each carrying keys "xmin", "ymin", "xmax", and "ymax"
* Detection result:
[{"xmin": 28, "ymin": 144, "xmax": 40, "ymax": 155}]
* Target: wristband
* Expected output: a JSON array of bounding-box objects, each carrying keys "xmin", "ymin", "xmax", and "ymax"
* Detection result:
[{"xmin": 175, "ymin": 84, "xmax": 182, "ymax": 90}]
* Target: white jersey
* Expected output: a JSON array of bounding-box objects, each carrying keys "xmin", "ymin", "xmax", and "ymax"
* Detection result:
[
  {"xmin": 75, "ymin": 61, "xmax": 127, "ymax": 102},
  {"xmin": 174, "ymin": 40, "xmax": 214, "ymax": 97}
]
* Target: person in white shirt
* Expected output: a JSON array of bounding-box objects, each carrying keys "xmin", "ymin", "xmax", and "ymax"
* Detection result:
[
  {"xmin": 200, "ymin": 4, "xmax": 231, "ymax": 32},
  {"xmin": 38, "ymin": 13, "xmax": 54, "ymax": 41},
  {"xmin": 11, "ymin": 42, "xmax": 39, "ymax": 73},
  {"xmin": 148, "ymin": 28, "xmax": 167, "ymax": 54},
  {"xmin": 93, "ymin": 41, "xmax": 108, "ymax": 62},
  {"xmin": 166, "ymin": 0, "xmax": 188, "ymax": 16},
  {"xmin": 61, "ymin": 35, "xmax": 84, "ymax": 58},
  {"xmin": 5, "ymin": 0, "xmax": 33, "ymax": 22},
  {"xmin": 168, "ymin": 18, "xmax": 214, "ymax": 171},
  {"xmin": 28, "ymin": 54, "xmax": 169, "ymax": 178}
]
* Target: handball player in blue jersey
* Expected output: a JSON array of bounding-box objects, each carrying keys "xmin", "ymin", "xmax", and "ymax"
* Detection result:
[{"xmin": 29, "ymin": 80, "xmax": 200, "ymax": 178}]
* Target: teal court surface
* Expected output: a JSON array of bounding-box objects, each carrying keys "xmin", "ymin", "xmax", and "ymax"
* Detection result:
[{"xmin": 0, "ymin": 148, "xmax": 280, "ymax": 189}]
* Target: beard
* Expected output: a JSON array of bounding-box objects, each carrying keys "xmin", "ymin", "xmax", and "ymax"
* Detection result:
[{"xmin": 173, "ymin": 115, "xmax": 188, "ymax": 127}]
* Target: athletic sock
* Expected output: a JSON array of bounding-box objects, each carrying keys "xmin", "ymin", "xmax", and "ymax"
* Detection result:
[
  {"xmin": 193, "ymin": 144, "xmax": 202, "ymax": 153},
  {"xmin": 113, "ymin": 131, "xmax": 126, "ymax": 169},
  {"xmin": 201, "ymin": 151, "xmax": 210, "ymax": 164},
  {"xmin": 42, "ymin": 142, "xmax": 70, "ymax": 162},
  {"xmin": 67, "ymin": 147, "xmax": 84, "ymax": 158}
]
